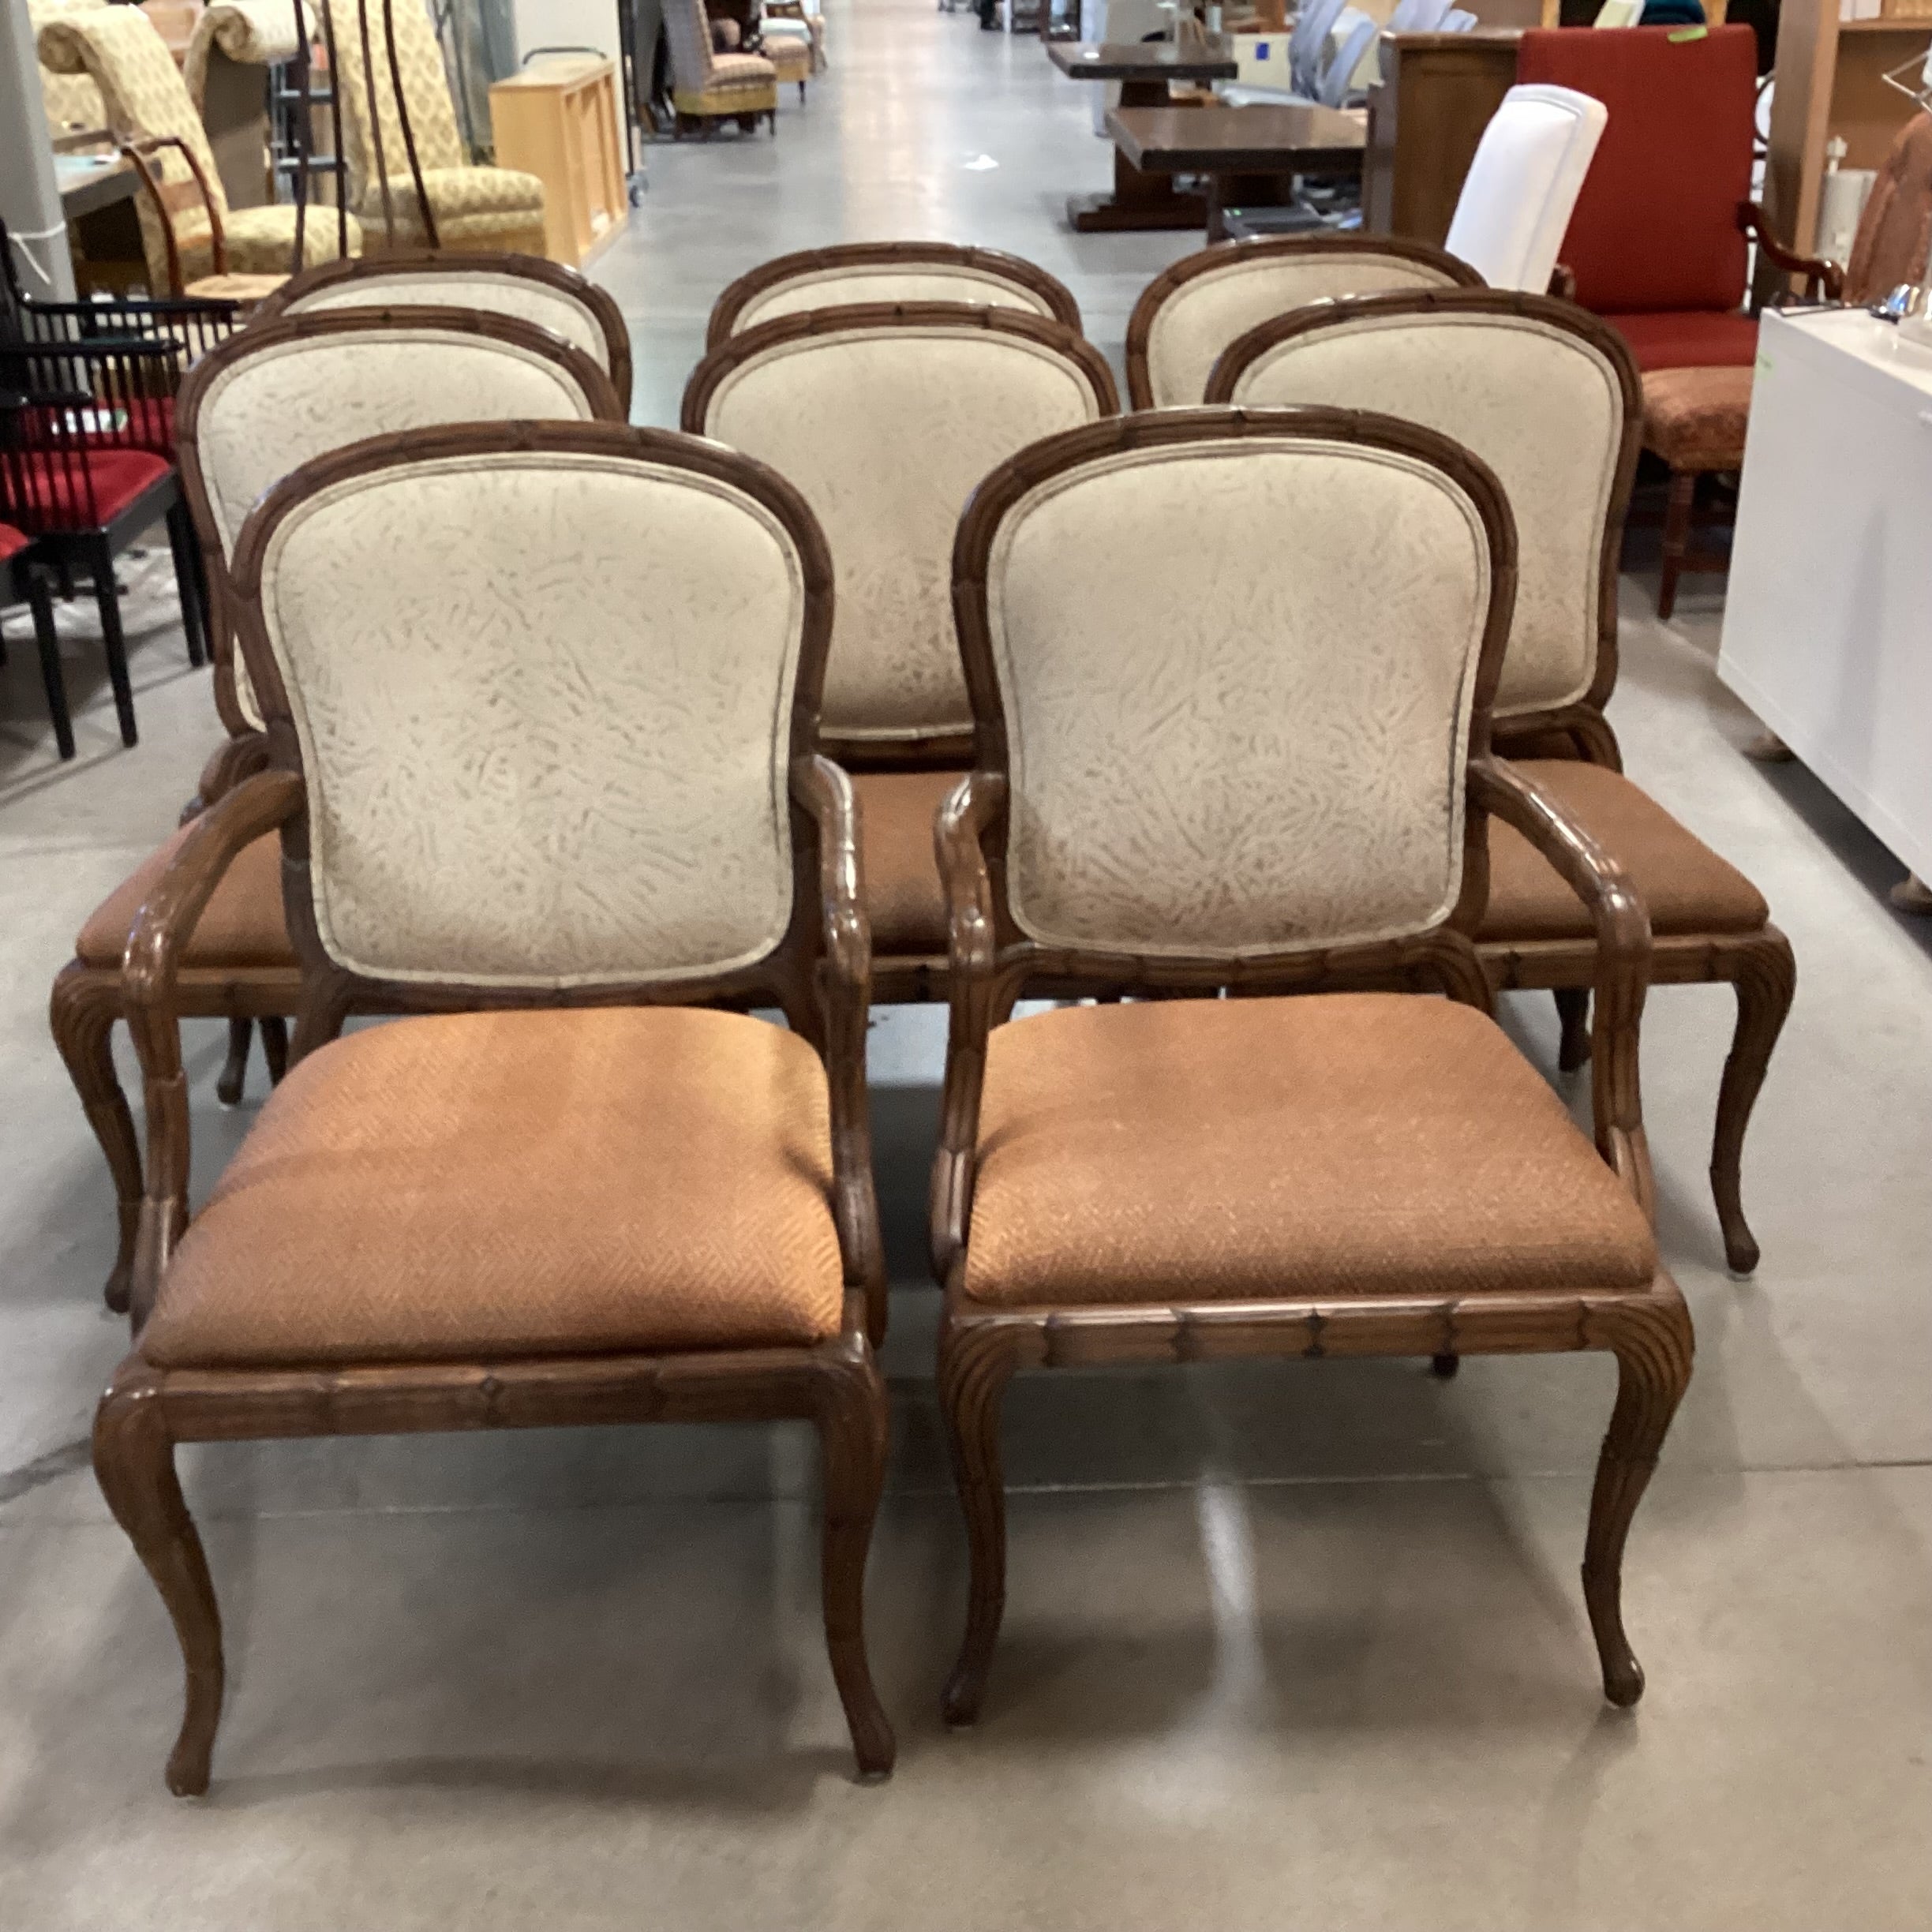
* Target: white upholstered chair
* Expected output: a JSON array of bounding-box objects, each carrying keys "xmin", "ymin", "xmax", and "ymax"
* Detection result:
[
  {"xmin": 1443, "ymin": 84, "xmax": 1609, "ymax": 292},
  {"xmin": 683, "ymin": 305, "xmax": 1118, "ymax": 998}
]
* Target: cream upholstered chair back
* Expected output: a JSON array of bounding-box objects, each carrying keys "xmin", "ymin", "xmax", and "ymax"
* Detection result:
[
  {"xmin": 1207, "ymin": 291, "xmax": 1638, "ymax": 724},
  {"xmin": 707, "ymin": 245, "xmax": 1083, "ymax": 346},
  {"xmin": 683, "ymin": 307, "xmax": 1118, "ymax": 758},
  {"xmin": 28, "ymin": 0, "xmax": 107, "ymax": 139},
  {"xmin": 1443, "ymin": 84, "xmax": 1608, "ymax": 292},
  {"xmin": 177, "ymin": 309, "xmax": 622, "ymax": 733},
  {"xmin": 229, "ymin": 427, "xmax": 826, "ymax": 990},
  {"xmin": 954, "ymin": 412, "xmax": 1515, "ymax": 960},
  {"xmin": 1125, "ymin": 236, "xmax": 1484, "ymax": 410}
]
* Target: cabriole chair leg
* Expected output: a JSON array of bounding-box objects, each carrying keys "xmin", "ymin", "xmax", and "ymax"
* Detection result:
[
  {"xmin": 938, "ymin": 1322, "xmax": 1020, "ymax": 1727},
  {"xmin": 1710, "ymin": 929, "xmax": 1795, "ymax": 1276},
  {"xmin": 50, "ymin": 965, "xmax": 143, "ymax": 1314}
]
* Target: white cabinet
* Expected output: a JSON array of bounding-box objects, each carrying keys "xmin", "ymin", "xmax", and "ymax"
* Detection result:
[{"xmin": 1719, "ymin": 309, "xmax": 1932, "ymax": 886}]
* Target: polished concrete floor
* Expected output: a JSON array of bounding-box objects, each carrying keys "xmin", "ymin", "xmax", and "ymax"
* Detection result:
[{"xmin": 4, "ymin": 6, "xmax": 1932, "ymax": 1926}]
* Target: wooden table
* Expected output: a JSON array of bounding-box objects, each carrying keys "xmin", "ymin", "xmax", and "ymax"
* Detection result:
[
  {"xmin": 1047, "ymin": 41, "xmax": 1238, "ymax": 233},
  {"xmin": 1108, "ymin": 102, "xmax": 1367, "ymax": 240}
]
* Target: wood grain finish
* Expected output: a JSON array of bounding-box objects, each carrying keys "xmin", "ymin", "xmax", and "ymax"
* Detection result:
[{"xmin": 99, "ymin": 425, "xmax": 895, "ymax": 1788}]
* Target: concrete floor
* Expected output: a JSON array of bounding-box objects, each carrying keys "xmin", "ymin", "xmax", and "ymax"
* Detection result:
[{"xmin": 4, "ymin": 5, "xmax": 1932, "ymax": 1926}]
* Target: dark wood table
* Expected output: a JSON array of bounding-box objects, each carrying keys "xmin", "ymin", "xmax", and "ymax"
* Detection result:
[
  {"xmin": 1047, "ymin": 41, "xmax": 1238, "ymax": 234},
  {"xmin": 1107, "ymin": 103, "xmax": 1368, "ymax": 241}
]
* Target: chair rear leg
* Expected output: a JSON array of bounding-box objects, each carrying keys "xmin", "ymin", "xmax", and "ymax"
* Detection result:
[
  {"xmin": 1711, "ymin": 930, "xmax": 1795, "ymax": 1276},
  {"xmin": 164, "ymin": 503, "xmax": 207, "ymax": 668},
  {"xmin": 27, "ymin": 569, "xmax": 76, "ymax": 760},
  {"xmin": 1657, "ymin": 471, "xmax": 1694, "ymax": 620},
  {"xmin": 260, "ymin": 1016, "xmax": 290, "ymax": 1084},
  {"xmin": 92, "ymin": 537, "xmax": 138, "ymax": 747},
  {"xmin": 215, "ymin": 1017, "xmax": 253, "ymax": 1106},
  {"xmin": 50, "ymin": 964, "xmax": 143, "ymax": 1314},
  {"xmin": 938, "ymin": 1320, "xmax": 1020, "ymax": 1727},
  {"xmin": 1555, "ymin": 987, "xmax": 1592, "ymax": 1073}
]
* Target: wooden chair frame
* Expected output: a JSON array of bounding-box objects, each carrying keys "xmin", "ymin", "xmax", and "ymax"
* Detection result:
[
  {"xmin": 930, "ymin": 406, "xmax": 1693, "ymax": 1726},
  {"xmin": 1206, "ymin": 288, "xmax": 1793, "ymax": 1274},
  {"xmin": 253, "ymin": 252, "xmax": 637, "ymax": 414},
  {"xmin": 683, "ymin": 302, "xmax": 1121, "ymax": 1003},
  {"xmin": 95, "ymin": 421, "xmax": 894, "ymax": 1792},
  {"xmin": 120, "ymin": 133, "xmax": 229, "ymax": 299},
  {"xmin": 51, "ymin": 311, "xmax": 625, "ymax": 1316},
  {"xmin": 704, "ymin": 242, "xmax": 1084, "ymax": 349},
  {"xmin": 1123, "ymin": 233, "xmax": 1485, "ymax": 411}
]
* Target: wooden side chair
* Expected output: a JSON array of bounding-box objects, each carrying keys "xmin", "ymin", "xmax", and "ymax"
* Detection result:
[
  {"xmin": 253, "ymin": 253, "xmax": 635, "ymax": 412},
  {"xmin": 1208, "ymin": 288, "xmax": 1793, "ymax": 1273},
  {"xmin": 683, "ymin": 305, "xmax": 1118, "ymax": 1000},
  {"xmin": 51, "ymin": 312, "xmax": 623, "ymax": 1316},
  {"xmin": 931, "ymin": 405, "xmax": 1691, "ymax": 1725},
  {"xmin": 1123, "ymin": 234, "xmax": 1482, "ymax": 410},
  {"xmin": 706, "ymin": 243, "xmax": 1082, "ymax": 348},
  {"xmin": 94, "ymin": 421, "xmax": 894, "ymax": 1793}
]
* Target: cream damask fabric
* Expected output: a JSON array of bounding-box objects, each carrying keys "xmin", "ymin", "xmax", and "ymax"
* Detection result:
[
  {"xmin": 702, "ymin": 328, "xmax": 1106, "ymax": 742},
  {"xmin": 1227, "ymin": 313, "xmax": 1621, "ymax": 716},
  {"xmin": 735, "ymin": 268, "xmax": 1058, "ymax": 335},
  {"xmin": 197, "ymin": 330, "xmax": 602, "ymax": 726},
  {"xmin": 253, "ymin": 454, "xmax": 808, "ymax": 987},
  {"xmin": 285, "ymin": 271, "xmax": 610, "ymax": 370},
  {"xmin": 1144, "ymin": 252, "xmax": 1472, "ymax": 408},
  {"xmin": 986, "ymin": 440, "xmax": 1493, "ymax": 957}
]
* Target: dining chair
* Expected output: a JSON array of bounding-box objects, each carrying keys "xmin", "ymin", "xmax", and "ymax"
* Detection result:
[
  {"xmin": 1208, "ymin": 288, "xmax": 1792, "ymax": 1273},
  {"xmin": 661, "ymin": 0, "xmax": 779, "ymax": 134},
  {"xmin": 51, "ymin": 311, "xmax": 623, "ymax": 1316},
  {"xmin": 253, "ymin": 253, "xmax": 634, "ymax": 412},
  {"xmin": 1124, "ymin": 234, "xmax": 1482, "ymax": 409},
  {"xmin": 683, "ymin": 305, "xmax": 1118, "ymax": 1001},
  {"xmin": 93, "ymin": 419, "xmax": 894, "ymax": 1793},
  {"xmin": 931, "ymin": 403, "xmax": 1690, "ymax": 1726},
  {"xmin": 706, "ymin": 243, "xmax": 1083, "ymax": 347}
]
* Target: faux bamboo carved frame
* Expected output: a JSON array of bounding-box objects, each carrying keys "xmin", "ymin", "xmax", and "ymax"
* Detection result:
[
  {"xmin": 1123, "ymin": 233, "xmax": 1485, "ymax": 412},
  {"xmin": 928, "ymin": 407, "xmax": 1690, "ymax": 1724},
  {"xmin": 704, "ymin": 242, "xmax": 1085, "ymax": 349},
  {"xmin": 95, "ymin": 425, "xmax": 895, "ymax": 1791},
  {"xmin": 1207, "ymin": 290, "xmax": 1790, "ymax": 1274}
]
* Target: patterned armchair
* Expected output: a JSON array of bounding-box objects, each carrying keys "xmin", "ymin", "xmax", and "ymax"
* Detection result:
[
  {"xmin": 316, "ymin": 0, "xmax": 546, "ymax": 253},
  {"xmin": 28, "ymin": 0, "xmax": 107, "ymax": 141},
  {"xmin": 663, "ymin": 0, "xmax": 777, "ymax": 135},
  {"xmin": 36, "ymin": 4, "xmax": 362, "ymax": 293}
]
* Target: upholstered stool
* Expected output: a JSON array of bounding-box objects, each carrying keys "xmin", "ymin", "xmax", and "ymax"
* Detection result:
[{"xmin": 1641, "ymin": 365, "xmax": 1751, "ymax": 619}]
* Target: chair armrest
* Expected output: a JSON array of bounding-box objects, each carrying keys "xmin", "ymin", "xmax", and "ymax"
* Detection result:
[
  {"xmin": 181, "ymin": 732, "xmax": 271, "ymax": 824},
  {"xmin": 930, "ymin": 769, "xmax": 1005, "ymax": 1284},
  {"xmin": 1740, "ymin": 200, "xmax": 1845, "ymax": 304},
  {"xmin": 122, "ymin": 768, "xmax": 302, "ymax": 1329},
  {"xmin": 789, "ymin": 754, "xmax": 886, "ymax": 1340},
  {"xmin": 1469, "ymin": 757, "xmax": 1656, "ymax": 1217}
]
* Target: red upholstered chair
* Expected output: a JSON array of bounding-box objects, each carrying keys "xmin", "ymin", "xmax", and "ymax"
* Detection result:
[{"xmin": 1515, "ymin": 26, "xmax": 1833, "ymax": 375}]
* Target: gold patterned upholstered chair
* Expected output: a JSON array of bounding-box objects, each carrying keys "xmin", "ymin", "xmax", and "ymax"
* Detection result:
[
  {"xmin": 28, "ymin": 0, "xmax": 108, "ymax": 141},
  {"xmin": 36, "ymin": 3, "xmax": 362, "ymax": 292},
  {"xmin": 706, "ymin": 243, "xmax": 1082, "ymax": 347},
  {"xmin": 316, "ymin": 0, "xmax": 546, "ymax": 253},
  {"xmin": 92, "ymin": 420, "xmax": 894, "ymax": 1793},
  {"xmin": 253, "ymin": 251, "xmax": 634, "ymax": 410},
  {"xmin": 663, "ymin": 0, "xmax": 777, "ymax": 134},
  {"xmin": 51, "ymin": 311, "xmax": 623, "ymax": 1316},
  {"xmin": 1124, "ymin": 234, "xmax": 1484, "ymax": 410},
  {"xmin": 1208, "ymin": 289, "xmax": 1793, "ymax": 1275},
  {"xmin": 683, "ymin": 305, "xmax": 1119, "ymax": 999},
  {"xmin": 930, "ymin": 406, "xmax": 1691, "ymax": 1727}
]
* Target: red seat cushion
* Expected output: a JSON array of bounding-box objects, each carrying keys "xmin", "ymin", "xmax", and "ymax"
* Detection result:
[
  {"xmin": 1518, "ymin": 26, "xmax": 1758, "ymax": 317},
  {"xmin": 13, "ymin": 447, "xmax": 171, "ymax": 530},
  {"xmin": 0, "ymin": 523, "xmax": 28, "ymax": 562},
  {"xmin": 1604, "ymin": 309, "xmax": 1759, "ymax": 373}
]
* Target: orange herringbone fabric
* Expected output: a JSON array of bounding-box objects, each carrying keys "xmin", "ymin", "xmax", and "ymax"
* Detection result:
[
  {"xmin": 142, "ymin": 1005, "xmax": 845, "ymax": 1367},
  {"xmin": 852, "ymin": 767, "xmax": 961, "ymax": 955},
  {"xmin": 1481, "ymin": 759, "xmax": 1766, "ymax": 942},
  {"xmin": 962, "ymin": 993, "xmax": 1656, "ymax": 1307},
  {"xmin": 77, "ymin": 828, "xmax": 291, "ymax": 969}
]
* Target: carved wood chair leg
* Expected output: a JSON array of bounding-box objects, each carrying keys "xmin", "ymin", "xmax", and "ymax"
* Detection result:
[
  {"xmin": 215, "ymin": 1017, "xmax": 253, "ymax": 1106},
  {"xmin": 814, "ymin": 1346, "xmax": 896, "ymax": 1780},
  {"xmin": 938, "ymin": 1324, "xmax": 1019, "ymax": 1728},
  {"xmin": 259, "ymin": 1016, "xmax": 290, "ymax": 1084},
  {"xmin": 1555, "ymin": 987, "xmax": 1592, "ymax": 1073},
  {"xmin": 92, "ymin": 1376, "xmax": 225, "ymax": 1795},
  {"xmin": 50, "ymin": 966, "xmax": 144, "ymax": 1315},
  {"xmin": 1582, "ymin": 1303, "xmax": 1693, "ymax": 1708},
  {"xmin": 1657, "ymin": 470, "xmax": 1694, "ymax": 620},
  {"xmin": 164, "ymin": 501, "xmax": 207, "ymax": 668},
  {"xmin": 1710, "ymin": 930, "xmax": 1795, "ymax": 1276}
]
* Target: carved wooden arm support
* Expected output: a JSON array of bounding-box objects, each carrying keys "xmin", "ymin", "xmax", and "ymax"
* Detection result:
[
  {"xmin": 1470, "ymin": 757, "xmax": 1656, "ymax": 1218},
  {"xmin": 929, "ymin": 769, "xmax": 1006, "ymax": 1283},
  {"xmin": 122, "ymin": 768, "xmax": 302, "ymax": 1328},
  {"xmin": 182, "ymin": 730, "xmax": 271, "ymax": 823},
  {"xmin": 1740, "ymin": 200, "xmax": 1844, "ymax": 304},
  {"xmin": 790, "ymin": 754, "xmax": 886, "ymax": 1339}
]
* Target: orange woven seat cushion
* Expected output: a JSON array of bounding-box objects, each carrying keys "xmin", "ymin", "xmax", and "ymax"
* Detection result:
[
  {"xmin": 140, "ymin": 1006, "xmax": 846, "ymax": 1368},
  {"xmin": 76, "ymin": 826, "xmax": 292, "ymax": 969},
  {"xmin": 1640, "ymin": 366, "xmax": 1753, "ymax": 472},
  {"xmin": 961, "ymin": 994, "xmax": 1657, "ymax": 1308},
  {"xmin": 852, "ymin": 767, "xmax": 961, "ymax": 956},
  {"xmin": 1481, "ymin": 760, "xmax": 1767, "ymax": 942}
]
